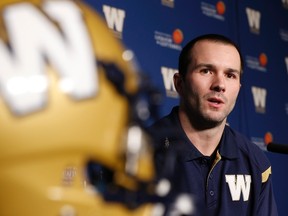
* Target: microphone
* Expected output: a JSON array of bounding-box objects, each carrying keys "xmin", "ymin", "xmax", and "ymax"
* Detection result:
[{"xmin": 267, "ymin": 142, "xmax": 288, "ymax": 154}]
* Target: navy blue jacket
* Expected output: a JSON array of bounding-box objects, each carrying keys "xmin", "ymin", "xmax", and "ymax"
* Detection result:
[{"xmin": 148, "ymin": 106, "xmax": 278, "ymax": 216}]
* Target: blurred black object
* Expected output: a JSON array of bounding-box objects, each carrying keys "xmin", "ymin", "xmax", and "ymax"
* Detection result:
[{"xmin": 267, "ymin": 142, "xmax": 288, "ymax": 154}]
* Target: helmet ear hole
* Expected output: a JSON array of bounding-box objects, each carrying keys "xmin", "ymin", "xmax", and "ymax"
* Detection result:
[{"xmin": 86, "ymin": 162, "xmax": 114, "ymax": 194}]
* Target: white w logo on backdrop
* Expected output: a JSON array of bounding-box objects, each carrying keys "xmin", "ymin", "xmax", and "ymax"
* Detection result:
[
  {"xmin": 161, "ymin": 66, "xmax": 178, "ymax": 98},
  {"xmin": 251, "ymin": 86, "xmax": 267, "ymax": 113},
  {"xmin": 102, "ymin": 5, "xmax": 125, "ymax": 38},
  {"xmin": 246, "ymin": 8, "xmax": 261, "ymax": 34},
  {"xmin": 225, "ymin": 175, "xmax": 251, "ymax": 201},
  {"xmin": 161, "ymin": 67, "xmax": 176, "ymax": 91}
]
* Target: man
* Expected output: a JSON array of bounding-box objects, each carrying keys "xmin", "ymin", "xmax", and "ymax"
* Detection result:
[{"xmin": 148, "ymin": 34, "xmax": 278, "ymax": 215}]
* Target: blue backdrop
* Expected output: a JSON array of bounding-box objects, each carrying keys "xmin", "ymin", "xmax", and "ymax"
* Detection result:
[{"xmin": 84, "ymin": 1, "xmax": 288, "ymax": 215}]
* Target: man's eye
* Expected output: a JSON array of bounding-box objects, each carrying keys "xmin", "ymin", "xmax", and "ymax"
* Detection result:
[
  {"xmin": 201, "ymin": 69, "xmax": 211, "ymax": 74},
  {"xmin": 226, "ymin": 73, "xmax": 237, "ymax": 79}
]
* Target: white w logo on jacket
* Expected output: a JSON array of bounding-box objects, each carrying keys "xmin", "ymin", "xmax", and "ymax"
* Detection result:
[{"xmin": 225, "ymin": 175, "xmax": 251, "ymax": 201}]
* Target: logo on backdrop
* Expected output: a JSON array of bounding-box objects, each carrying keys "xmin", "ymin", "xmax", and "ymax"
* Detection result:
[
  {"xmin": 245, "ymin": 53, "xmax": 268, "ymax": 72},
  {"xmin": 279, "ymin": 29, "xmax": 288, "ymax": 42},
  {"xmin": 264, "ymin": 132, "xmax": 273, "ymax": 145},
  {"xmin": 161, "ymin": 66, "xmax": 178, "ymax": 98},
  {"xmin": 225, "ymin": 175, "xmax": 251, "ymax": 201},
  {"xmin": 161, "ymin": 0, "xmax": 174, "ymax": 8},
  {"xmin": 251, "ymin": 86, "xmax": 267, "ymax": 114},
  {"xmin": 251, "ymin": 132, "xmax": 273, "ymax": 150},
  {"xmin": 246, "ymin": 7, "xmax": 261, "ymax": 34},
  {"xmin": 201, "ymin": 1, "xmax": 226, "ymax": 21},
  {"xmin": 286, "ymin": 103, "xmax": 288, "ymax": 115},
  {"xmin": 154, "ymin": 29, "xmax": 183, "ymax": 50},
  {"xmin": 102, "ymin": 5, "xmax": 126, "ymax": 38},
  {"xmin": 283, "ymin": 0, "xmax": 288, "ymax": 9}
]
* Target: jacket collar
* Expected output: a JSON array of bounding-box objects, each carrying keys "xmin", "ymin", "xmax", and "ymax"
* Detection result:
[{"xmin": 168, "ymin": 106, "xmax": 239, "ymax": 161}]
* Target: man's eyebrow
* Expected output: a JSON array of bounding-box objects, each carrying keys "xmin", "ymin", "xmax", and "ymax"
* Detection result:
[
  {"xmin": 226, "ymin": 68, "xmax": 241, "ymax": 75},
  {"xmin": 191, "ymin": 63, "xmax": 214, "ymax": 70},
  {"xmin": 192, "ymin": 63, "xmax": 241, "ymax": 74}
]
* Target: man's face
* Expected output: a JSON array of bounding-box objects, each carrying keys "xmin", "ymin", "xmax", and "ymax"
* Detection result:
[{"xmin": 178, "ymin": 40, "xmax": 241, "ymax": 126}]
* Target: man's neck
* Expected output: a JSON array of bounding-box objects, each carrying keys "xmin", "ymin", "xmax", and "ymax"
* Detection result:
[{"xmin": 178, "ymin": 109, "xmax": 226, "ymax": 156}]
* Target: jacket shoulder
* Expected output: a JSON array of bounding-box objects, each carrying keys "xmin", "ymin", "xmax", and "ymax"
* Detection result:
[{"xmin": 227, "ymin": 127, "xmax": 271, "ymax": 178}]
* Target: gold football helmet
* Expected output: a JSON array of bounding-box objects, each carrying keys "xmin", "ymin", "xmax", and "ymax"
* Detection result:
[{"xmin": 0, "ymin": 0, "xmax": 165, "ymax": 215}]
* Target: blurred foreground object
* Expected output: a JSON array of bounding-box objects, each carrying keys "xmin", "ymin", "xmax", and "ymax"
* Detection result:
[{"xmin": 0, "ymin": 0, "xmax": 195, "ymax": 215}]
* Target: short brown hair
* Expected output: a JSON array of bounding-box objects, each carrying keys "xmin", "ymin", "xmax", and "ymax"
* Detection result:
[{"xmin": 178, "ymin": 34, "xmax": 244, "ymax": 77}]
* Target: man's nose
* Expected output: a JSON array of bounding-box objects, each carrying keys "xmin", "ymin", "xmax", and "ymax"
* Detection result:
[{"xmin": 211, "ymin": 74, "xmax": 225, "ymax": 92}]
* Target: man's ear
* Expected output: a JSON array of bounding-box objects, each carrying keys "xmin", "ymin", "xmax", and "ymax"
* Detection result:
[{"xmin": 174, "ymin": 72, "xmax": 183, "ymax": 96}]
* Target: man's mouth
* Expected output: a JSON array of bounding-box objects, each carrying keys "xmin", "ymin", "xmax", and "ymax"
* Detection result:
[{"xmin": 208, "ymin": 97, "xmax": 224, "ymax": 104}]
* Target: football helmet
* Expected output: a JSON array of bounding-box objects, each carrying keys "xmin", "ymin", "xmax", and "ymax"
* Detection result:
[{"xmin": 0, "ymin": 0, "xmax": 163, "ymax": 215}]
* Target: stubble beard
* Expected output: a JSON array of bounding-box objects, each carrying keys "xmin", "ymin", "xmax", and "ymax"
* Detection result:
[{"xmin": 183, "ymin": 96, "xmax": 233, "ymax": 130}]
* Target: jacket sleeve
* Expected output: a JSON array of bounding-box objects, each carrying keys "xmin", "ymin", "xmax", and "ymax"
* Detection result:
[{"xmin": 256, "ymin": 166, "xmax": 278, "ymax": 216}]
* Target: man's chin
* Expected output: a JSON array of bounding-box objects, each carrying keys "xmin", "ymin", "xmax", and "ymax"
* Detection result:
[{"xmin": 202, "ymin": 114, "xmax": 226, "ymax": 127}]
